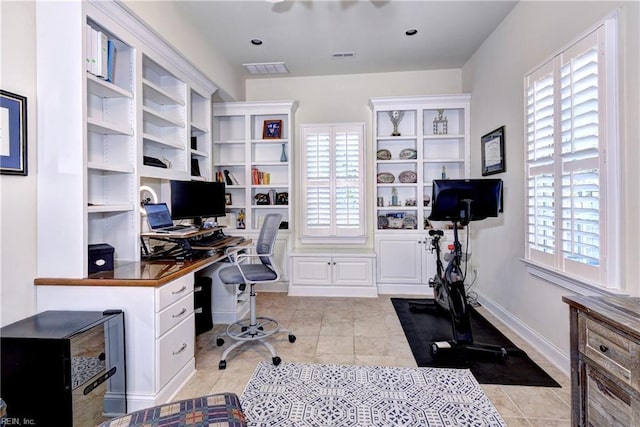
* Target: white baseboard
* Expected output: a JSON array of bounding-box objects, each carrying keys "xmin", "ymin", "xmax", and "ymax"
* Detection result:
[
  {"xmin": 254, "ymin": 281, "xmax": 289, "ymax": 293},
  {"xmin": 288, "ymin": 285, "xmax": 378, "ymax": 298},
  {"xmin": 477, "ymin": 293, "xmax": 570, "ymax": 376},
  {"xmin": 377, "ymin": 283, "xmax": 434, "ymax": 296}
]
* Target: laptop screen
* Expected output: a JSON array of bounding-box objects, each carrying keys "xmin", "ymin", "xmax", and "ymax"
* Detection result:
[{"xmin": 144, "ymin": 203, "xmax": 174, "ymax": 229}]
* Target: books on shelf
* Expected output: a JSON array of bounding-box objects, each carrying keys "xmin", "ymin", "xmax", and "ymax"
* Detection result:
[
  {"xmin": 217, "ymin": 170, "xmax": 240, "ymax": 185},
  {"xmin": 86, "ymin": 24, "xmax": 116, "ymax": 82},
  {"xmin": 252, "ymin": 168, "xmax": 271, "ymax": 185}
]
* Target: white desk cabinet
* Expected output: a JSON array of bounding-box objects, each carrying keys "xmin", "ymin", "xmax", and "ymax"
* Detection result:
[
  {"xmin": 36, "ymin": 273, "xmax": 196, "ymax": 412},
  {"xmin": 289, "ymin": 250, "xmax": 376, "ymax": 297}
]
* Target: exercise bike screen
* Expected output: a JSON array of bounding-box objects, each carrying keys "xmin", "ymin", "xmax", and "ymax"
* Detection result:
[{"xmin": 429, "ymin": 179, "xmax": 503, "ymax": 222}]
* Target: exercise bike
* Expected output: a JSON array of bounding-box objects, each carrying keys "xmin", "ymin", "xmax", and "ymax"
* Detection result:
[{"xmin": 409, "ymin": 179, "xmax": 507, "ymax": 359}]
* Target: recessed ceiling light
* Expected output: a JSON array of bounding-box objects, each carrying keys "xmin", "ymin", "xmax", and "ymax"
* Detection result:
[
  {"xmin": 251, "ymin": 39, "xmax": 263, "ymax": 46},
  {"xmin": 405, "ymin": 28, "xmax": 418, "ymax": 36}
]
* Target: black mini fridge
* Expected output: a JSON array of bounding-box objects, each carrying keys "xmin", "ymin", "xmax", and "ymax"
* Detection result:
[{"xmin": 0, "ymin": 310, "xmax": 126, "ymax": 426}]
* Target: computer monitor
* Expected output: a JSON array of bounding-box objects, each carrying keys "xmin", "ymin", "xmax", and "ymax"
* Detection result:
[
  {"xmin": 170, "ymin": 180, "xmax": 226, "ymax": 227},
  {"xmin": 429, "ymin": 179, "xmax": 503, "ymax": 223}
]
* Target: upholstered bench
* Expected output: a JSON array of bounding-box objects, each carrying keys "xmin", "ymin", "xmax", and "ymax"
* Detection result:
[{"xmin": 97, "ymin": 393, "xmax": 247, "ymax": 427}]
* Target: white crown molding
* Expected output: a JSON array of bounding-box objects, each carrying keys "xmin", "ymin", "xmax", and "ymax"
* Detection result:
[{"xmin": 90, "ymin": 0, "xmax": 217, "ymax": 95}]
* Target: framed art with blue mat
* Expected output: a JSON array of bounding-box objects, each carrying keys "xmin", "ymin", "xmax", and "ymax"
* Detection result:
[
  {"xmin": 0, "ymin": 90, "xmax": 28, "ymax": 176},
  {"xmin": 392, "ymin": 298, "xmax": 561, "ymax": 387}
]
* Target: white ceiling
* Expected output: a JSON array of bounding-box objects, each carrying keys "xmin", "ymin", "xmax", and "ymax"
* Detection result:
[{"xmin": 176, "ymin": 0, "xmax": 518, "ymax": 79}]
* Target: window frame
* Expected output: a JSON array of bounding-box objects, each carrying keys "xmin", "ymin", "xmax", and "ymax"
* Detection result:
[
  {"xmin": 522, "ymin": 13, "xmax": 622, "ymax": 294},
  {"xmin": 299, "ymin": 122, "xmax": 367, "ymax": 244}
]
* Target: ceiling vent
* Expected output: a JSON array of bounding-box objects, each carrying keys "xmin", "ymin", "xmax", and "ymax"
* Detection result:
[
  {"xmin": 243, "ymin": 62, "xmax": 289, "ymax": 75},
  {"xmin": 332, "ymin": 52, "xmax": 356, "ymax": 59}
]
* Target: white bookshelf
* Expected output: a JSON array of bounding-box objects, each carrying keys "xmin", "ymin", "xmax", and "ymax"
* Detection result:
[{"xmin": 36, "ymin": 0, "xmax": 216, "ymax": 278}]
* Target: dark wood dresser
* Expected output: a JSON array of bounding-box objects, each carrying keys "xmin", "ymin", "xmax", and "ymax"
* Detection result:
[{"xmin": 563, "ymin": 295, "xmax": 640, "ymax": 426}]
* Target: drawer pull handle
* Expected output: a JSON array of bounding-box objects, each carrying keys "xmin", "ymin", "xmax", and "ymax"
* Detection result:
[
  {"xmin": 173, "ymin": 343, "xmax": 187, "ymax": 355},
  {"xmin": 599, "ymin": 344, "xmax": 609, "ymax": 353},
  {"xmin": 172, "ymin": 286, "xmax": 187, "ymax": 295},
  {"xmin": 172, "ymin": 308, "xmax": 187, "ymax": 318}
]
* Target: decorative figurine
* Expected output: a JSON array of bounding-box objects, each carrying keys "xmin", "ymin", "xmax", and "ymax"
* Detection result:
[
  {"xmin": 433, "ymin": 109, "xmax": 448, "ymax": 135},
  {"xmin": 388, "ymin": 110, "xmax": 404, "ymax": 136}
]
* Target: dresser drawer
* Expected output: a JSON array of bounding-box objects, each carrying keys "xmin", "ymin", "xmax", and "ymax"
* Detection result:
[
  {"xmin": 156, "ymin": 273, "xmax": 194, "ymax": 312},
  {"xmin": 580, "ymin": 314, "xmax": 640, "ymax": 393},
  {"xmin": 156, "ymin": 293, "xmax": 194, "ymax": 338},
  {"xmin": 585, "ymin": 365, "xmax": 636, "ymax": 426},
  {"xmin": 157, "ymin": 314, "xmax": 194, "ymax": 391}
]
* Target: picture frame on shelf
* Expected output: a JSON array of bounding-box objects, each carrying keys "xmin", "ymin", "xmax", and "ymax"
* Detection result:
[
  {"xmin": 262, "ymin": 119, "xmax": 282, "ymax": 139},
  {"xmin": 0, "ymin": 90, "xmax": 28, "ymax": 176},
  {"xmin": 225, "ymin": 193, "xmax": 232, "ymax": 205},
  {"xmin": 481, "ymin": 126, "xmax": 505, "ymax": 176}
]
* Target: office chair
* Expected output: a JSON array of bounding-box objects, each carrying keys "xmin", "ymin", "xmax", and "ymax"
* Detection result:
[{"xmin": 215, "ymin": 213, "xmax": 296, "ymax": 369}]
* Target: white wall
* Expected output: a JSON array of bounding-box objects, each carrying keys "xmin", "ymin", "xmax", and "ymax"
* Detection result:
[
  {"xmin": 246, "ymin": 69, "xmax": 462, "ymax": 247},
  {"xmin": 0, "ymin": 1, "xmax": 38, "ymax": 326},
  {"xmin": 461, "ymin": 1, "xmax": 639, "ymax": 366}
]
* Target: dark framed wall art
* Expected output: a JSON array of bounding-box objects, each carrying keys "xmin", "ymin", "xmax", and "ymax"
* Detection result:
[
  {"xmin": 0, "ymin": 90, "xmax": 28, "ymax": 175},
  {"xmin": 262, "ymin": 119, "xmax": 282, "ymax": 139},
  {"xmin": 481, "ymin": 126, "xmax": 505, "ymax": 176}
]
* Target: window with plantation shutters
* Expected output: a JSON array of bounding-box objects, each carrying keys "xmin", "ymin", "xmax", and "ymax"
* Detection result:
[
  {"xmin": 524, "ymin": 15, "xmax": 620, "ymax": 291},
  {"xmin": 300, "ymin": 123, "xmax": 366, "ymax": 242}
]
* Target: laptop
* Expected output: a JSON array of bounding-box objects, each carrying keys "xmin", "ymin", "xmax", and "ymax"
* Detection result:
[{"xmin": 143, "ymin": 203, "xmax": 195, "ymax": 234}]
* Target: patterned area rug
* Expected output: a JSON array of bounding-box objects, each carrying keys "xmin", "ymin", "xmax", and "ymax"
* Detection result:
[{"xmin": 240, "ymin": 362, "xmax": 506, "ymax": 426}]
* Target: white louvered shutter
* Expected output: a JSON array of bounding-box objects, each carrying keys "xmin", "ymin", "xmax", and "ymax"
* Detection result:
[
  {"xmin": 301, "ymin": 124, "xmax": 365, "ymax": 241},
  {"xmin": 524, "ymin": 17, "xmax": 619, "ymax": 289}
]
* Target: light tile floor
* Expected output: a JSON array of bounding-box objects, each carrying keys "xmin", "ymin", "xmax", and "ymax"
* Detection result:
[{"xmin": 175, "ymin": 293, "xmax": 571, "ymax": 426}]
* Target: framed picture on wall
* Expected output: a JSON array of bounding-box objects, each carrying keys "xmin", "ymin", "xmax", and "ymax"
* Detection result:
[
  {"xmin": 0, "ymin": 90, "xmax": 28, "ymax": 175},
  {"xmin": 263, "ymin": 120, "xmax": 282, "ymax": 139},
  {"xmin": 481, "ymin": 126, "xmax": 505, "ymax": 176}
]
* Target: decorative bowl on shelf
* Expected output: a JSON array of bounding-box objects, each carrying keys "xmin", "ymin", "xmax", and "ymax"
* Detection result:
[
  {"xmin": 377, "ymin": 172, "xmax": 395, "ymax": 183},
  {"xmin": 376, "ymin": 149, "xmax": 392, "ymax": 160},
  {"xmin": 399, "ymin": 148, "xmax": 417, "ymax": 159},
  {"xmin": 388, "ymin": 217, "xmax": 404, "ymax": 229},
  {"xmin": 398, "ymin": 170, "xmax": 417, "ymax": 183},
  {"xmin": 403, "ymin": 215, "xmax": 417, "ymax": 229}
]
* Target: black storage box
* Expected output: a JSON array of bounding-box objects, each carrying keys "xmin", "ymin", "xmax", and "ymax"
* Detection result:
[{"xmin": 88, "ymin": 243, "xmax": 114, "ymax": 273}]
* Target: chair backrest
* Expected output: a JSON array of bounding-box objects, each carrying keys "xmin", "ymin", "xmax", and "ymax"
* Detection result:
[{"xmin": 256, "ymin": 213, "xmax": 282, "ymax": 268}]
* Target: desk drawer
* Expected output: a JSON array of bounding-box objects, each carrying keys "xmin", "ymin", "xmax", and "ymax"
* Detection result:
[
  {"xmin": 157, "ymin": 273, "xmax": 194, "ymax": 312},
  {"xmin": 156, "ymin": 293, "xmax": 194, "ymax": 338},
  {"xmin": 581, "ymin": 314, "xmax": 640, "ymax": 393},
  {"xmin": 157, "ymin": 314, "xmax": 194, "ymax": 391}
]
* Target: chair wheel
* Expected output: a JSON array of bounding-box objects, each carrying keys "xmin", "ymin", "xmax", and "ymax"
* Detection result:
[
  {"xmin": 272, "ymin": 356, "xmax": 281, "ymax": 366},
  {"xmin": 216, "ymin": 338, "xmax": 224, "ymax": 347},
  {"xmin": 288, "ymin": 334, "xmax": 296, "ymax": 343},
  {"xmin": 219, "ymin": 360, "xmax": 226, "ymax": 370}
]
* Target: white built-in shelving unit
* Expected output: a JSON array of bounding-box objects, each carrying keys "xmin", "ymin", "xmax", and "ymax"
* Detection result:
[
  {"xmin": 35, "ymin": 0, "xmax": 217, "ymax": 412},
  {"xmin": 212, "ymin": 101, "xmax": 297, "ymax": 287},
  {"xmin": 36, "ymin": 0, "xmax": 216, "ymax": 279},
  {"xmin": 369, "ymin": 95, "xmax": 471, "ymax": 294}
]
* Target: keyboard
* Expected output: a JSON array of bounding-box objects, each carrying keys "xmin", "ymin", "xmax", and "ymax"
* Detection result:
[
  {"xmin": 162, "ymin": 225, "xmax": 192, "ymax": 232},
  {"xmin": 190, "ymin": 235, "xmax": 239, "ymax": 249}
]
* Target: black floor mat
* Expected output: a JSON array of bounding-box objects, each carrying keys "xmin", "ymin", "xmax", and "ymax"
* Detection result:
[{"xmin": 392, "ymin": 298, "xmax": 561, "ymax": 387}]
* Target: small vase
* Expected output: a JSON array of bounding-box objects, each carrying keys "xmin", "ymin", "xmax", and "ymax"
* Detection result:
[{"xmin": 280, "ymin": 143, "xmax": 287, "ymax": 162}]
